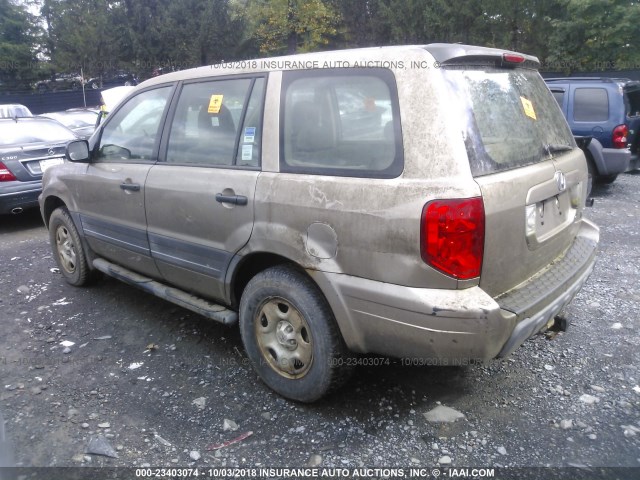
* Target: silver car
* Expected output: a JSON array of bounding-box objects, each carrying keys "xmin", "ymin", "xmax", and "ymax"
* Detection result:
[
  {"xmin": 1, "ymin": 117, "xmax": 76, "ymax": 215},
  {"xmin": 40, "ymin": 44, "xmax": 599, "ymax": 402}
]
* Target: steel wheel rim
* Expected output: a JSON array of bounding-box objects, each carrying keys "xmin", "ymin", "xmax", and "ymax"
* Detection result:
[
  {"xmin": 55, "ymin": 225, "xmax": 77, "ymax": 274},
  {"xmin": 255, "ymin": 297, "xmax": 313, "ymax": 379}
]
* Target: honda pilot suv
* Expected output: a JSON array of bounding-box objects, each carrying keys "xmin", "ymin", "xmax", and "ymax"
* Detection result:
[
  {"xmin": 40, "ymin": 45, "xmax": 599, "ymax": 402},
  {"xmin": 546, "ymin": 77, "xmax": 640, "ymax": 181}
]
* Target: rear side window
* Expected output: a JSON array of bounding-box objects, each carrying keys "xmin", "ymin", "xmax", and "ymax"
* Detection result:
[
  {"xmin": 281, "ymin": 69, "xmax": 403, "ymax": 178},
  {"xmin": 573, "ymin": 88, "xmax": 609, "ymax": 122}
]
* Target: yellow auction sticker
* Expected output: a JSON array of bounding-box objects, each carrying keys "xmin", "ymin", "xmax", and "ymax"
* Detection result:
[
  {"xmin": 208, "ymin": 94, "xmax": 224, "ymax": 114},
  {"xmin": 520, "ymin": 96, "xmax": 537, "ymax": 120}
]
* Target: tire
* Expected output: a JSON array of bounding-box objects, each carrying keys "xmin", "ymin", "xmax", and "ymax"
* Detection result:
[
  {"xmin": 596, "ymin": 174, "xmax": 617, "ymax": 184},
  {"xmin": 585, "ymin": 156, "xmax": 595, "ymax": 198},
  {"xmin": 239, "ymin": 265, "xmax": 353, "ymax": 402},
  {"xmin": 49, "ymin": 207, "xmax": 93, "ymax": 286}
]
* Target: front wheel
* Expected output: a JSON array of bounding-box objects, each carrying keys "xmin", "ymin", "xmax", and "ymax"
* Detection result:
[
  {"xmin": 49, "ymin": 207, "xmax": 94, "ymax": 286},
  {"xmin": 239, "ymin": 265, "xmax": 353, "ymax": 402}
]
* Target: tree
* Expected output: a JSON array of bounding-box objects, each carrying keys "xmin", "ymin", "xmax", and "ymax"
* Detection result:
[
  {"xmin": 122, "ymin": 0, "xmax": 242, "ymax": 73},
  {"xmin": 548, "ymin": 0, "xmax": 640, "ymax": 72},
  {"xmin": 330, "ymin": 0, "xmax": 383, "ymax": 48},
  {"xmin": 0, "ymin": 0, "xmax": 40, "ymax": 91},
  {"xmin": 40, "ymin": 0, "xmax": 131, "ymax": 78},
  {"xmin": 246, "ymin": 0, "xmax": 342, "ymax": 55},
  {"xmin": 374, "ymin": 0, "xmax": 428, "ymax": 44}
]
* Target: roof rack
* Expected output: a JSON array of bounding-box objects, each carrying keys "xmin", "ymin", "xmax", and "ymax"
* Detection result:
[{"xmin": 544, "ymin": 77, "xmax": 633, "ymax": 83}]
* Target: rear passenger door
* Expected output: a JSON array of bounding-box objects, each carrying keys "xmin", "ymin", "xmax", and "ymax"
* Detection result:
[{"xmin": 144, "ymin": 76, "xmax": 266, "ymax": 302}]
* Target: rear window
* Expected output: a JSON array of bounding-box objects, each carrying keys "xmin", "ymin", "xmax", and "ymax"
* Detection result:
[
  {"xmin": 573, "ymin": 88, "xmax": 609, "ymax": 121},
  {"xmin": 0, "ymin": 105, "xmax": 32, "ymax": 118},
  {"xmin": 443, "ymin": 67, "xmax": 574, "ymax": 176},
  {"xmin": 0, "ymin": 119, "xmax": 76, "ymax": 146}
]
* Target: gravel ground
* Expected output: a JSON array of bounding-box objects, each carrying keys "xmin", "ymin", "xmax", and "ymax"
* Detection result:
[{"xmin": 1, "ymin": 172, "xmax": 639, "ymax": 479}]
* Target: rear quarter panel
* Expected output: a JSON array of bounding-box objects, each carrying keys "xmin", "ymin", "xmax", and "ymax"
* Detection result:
[{"xmin": 245, "ymin": 50, "xmax": 481, "ymax": 289}]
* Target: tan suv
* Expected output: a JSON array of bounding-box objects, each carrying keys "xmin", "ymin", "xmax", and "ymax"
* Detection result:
[{"xmin": 39, "ymin": 44, "xmax": 599, "ymax": 402}]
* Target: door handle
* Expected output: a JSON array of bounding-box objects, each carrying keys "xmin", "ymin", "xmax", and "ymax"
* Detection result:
[
  {"xmin": 120, "ymin": 182, "xmax": 140, "ymax": 192},
  {"xmin": 215, "ymin": 193, "xmax": 248, "ymax": 206}
]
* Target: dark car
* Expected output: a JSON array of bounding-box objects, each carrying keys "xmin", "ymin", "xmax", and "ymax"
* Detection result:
[
  {"xmin": 87, "ymin": 71, "xmax": 139, "ymax": 90},
  {"xmin": 34, "ymin": 73, "xmax": 84, "ymax": 93},
  {"xmin": 40, "ymin": 109, "xmax": 99, "ymax": 139},
  {"xmin": 0, "ymin": 117, "xmax": 77, "ymax": 215},
  {"xmin": 546, "ymin": 77, "xmax": 640, "ymax": 182}
]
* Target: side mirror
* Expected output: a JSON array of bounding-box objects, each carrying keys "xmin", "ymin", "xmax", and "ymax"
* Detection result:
[{"xmin": 66, "ymin": 140, "xmax": 90, "ymax": 162}]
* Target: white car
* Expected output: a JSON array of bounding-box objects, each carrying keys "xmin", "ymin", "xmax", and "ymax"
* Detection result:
[{"xmin": 0, "ymin": 104, "xmax": 32, "ymax": 118}]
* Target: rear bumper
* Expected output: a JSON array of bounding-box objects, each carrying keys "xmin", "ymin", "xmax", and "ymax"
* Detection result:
[
  {"xmin": 601, "ymin": 148, "xmax": 630, "ymax": 175},
  {"xmin": 0, "ymin": 182, "xmax": 41, "ymax": 214},
  {"xmin": 311, "ymin": 219, "xmax": 599, "ymax": 363}
]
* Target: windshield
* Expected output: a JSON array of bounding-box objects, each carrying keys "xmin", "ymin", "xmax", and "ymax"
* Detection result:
[
  {"xmin": 0, "ymin": 119, "xmax": 76, "ymax": 146},
  {"xmin": 443, "ymin": 67, "xmax": 575, "ymax": 176}
]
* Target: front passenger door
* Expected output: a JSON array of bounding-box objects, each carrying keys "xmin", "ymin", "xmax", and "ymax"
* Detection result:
[{"xmin": 75, "ymin": 86, "xmax": 174, "ymax": 278}]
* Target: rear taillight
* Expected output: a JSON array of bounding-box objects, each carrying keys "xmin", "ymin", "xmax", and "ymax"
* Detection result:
[
  {"xmin": 612, "ymin": 124, "xmax": 628, "ymax": 149},
  {"xmin": 421, "ymin": 197, "xmax": 485, "ymax": 280},
  {"xmin": 0, "ymin": 162, "xmax": 17, "ymax": 182},
  {"xmin": 503, "ymin": 53, "xmax": 525, "ymax": 64}
]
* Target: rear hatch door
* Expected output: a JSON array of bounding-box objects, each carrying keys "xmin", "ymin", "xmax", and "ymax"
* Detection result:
[
  {"xmin": 440, "ymin": 63, "xmax": 587, "ymax": 299},
  {"xmin": 0, "ymin": 144, "xmax": 67, "ymax": 181}
]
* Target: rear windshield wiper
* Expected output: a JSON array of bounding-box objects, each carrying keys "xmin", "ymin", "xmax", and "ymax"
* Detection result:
[{"xmin": 544, "ymin": 143, "xmax": 573, "ymax": 155}]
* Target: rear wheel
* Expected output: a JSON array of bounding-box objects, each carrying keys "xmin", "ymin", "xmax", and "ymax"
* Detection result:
[
  {"xmin": 585, "ymin": 156, "xmax": 595, "ymax": 198},
  {"xmin": 239, "ymin": 265, "xmax": 353, "ymax": 402},
  {"xmin": 49, "ymin": 207, "xmax": 93, "ymax": 286},
  {"xmin": 596, "ymin": 174, "xmax": 617, "ymax": 184}
]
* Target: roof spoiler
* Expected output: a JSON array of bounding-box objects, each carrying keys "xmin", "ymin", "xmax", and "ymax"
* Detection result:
[{"xmin": 425, "ymin": 43, "xmax": 540, "ymax": 69}]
